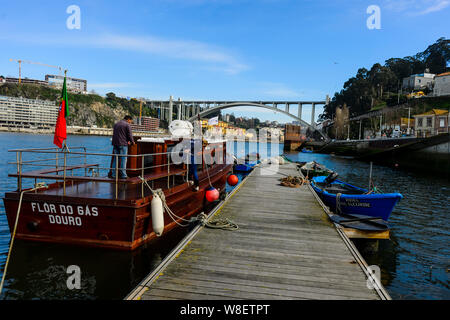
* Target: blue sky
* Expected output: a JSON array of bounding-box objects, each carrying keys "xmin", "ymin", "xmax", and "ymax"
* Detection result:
[{"xmin": 0, "ymin": 0, "xmax": 448, "ymax": 123}]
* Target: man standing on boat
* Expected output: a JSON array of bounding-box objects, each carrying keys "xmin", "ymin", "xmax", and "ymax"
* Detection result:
[{"xmin": 108, "ymin": 115, "xmax": 135, "ymax": 179}]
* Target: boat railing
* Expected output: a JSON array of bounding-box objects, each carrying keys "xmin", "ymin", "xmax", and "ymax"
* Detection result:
[{"xmin": 7, "ymin": 146, "xmax": 204, "ymax": 199}]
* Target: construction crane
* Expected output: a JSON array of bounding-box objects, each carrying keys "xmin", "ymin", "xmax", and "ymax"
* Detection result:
[
  {"xmin": 9, "ymin": 59, "xmax": 64, "ymax": 84},
  {"xmin": 139, "ymin": 100, "xmax": 144, "ymax": 125}
]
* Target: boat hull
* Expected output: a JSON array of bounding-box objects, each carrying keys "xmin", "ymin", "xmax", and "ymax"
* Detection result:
[
  {"xmin": 311, "ymin": 177, "xmax": 402, "ymax": 221},
  {"xmin": 3, "ymin": 164, "xmax": 232, "ymax": 250}
]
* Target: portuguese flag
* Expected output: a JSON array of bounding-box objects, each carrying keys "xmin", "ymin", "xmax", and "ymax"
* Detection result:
[{"xmin": 53, "ymin": 76, "xmax": 70, "ymax": 148}]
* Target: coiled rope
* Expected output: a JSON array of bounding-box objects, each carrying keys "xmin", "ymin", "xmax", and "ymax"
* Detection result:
[{"xmin": 279, "ymin": 175, "xmax": 309, "ymax": 188}]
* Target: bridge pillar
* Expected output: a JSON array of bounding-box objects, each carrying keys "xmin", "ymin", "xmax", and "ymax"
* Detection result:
[
  {"xmin": 168, "ymin": 96, "xmax": 173, "ymax": 125},
  {"xmin": 298, "ymin": 103, "xmax": 303, "ymax": 120},
  {"xmin": 286, "ymin": 103, "xmax": 289, "ymax": 113},
  {"xmin": 311, "ymin": 103, "xmax": 316, "ymax": 127}
]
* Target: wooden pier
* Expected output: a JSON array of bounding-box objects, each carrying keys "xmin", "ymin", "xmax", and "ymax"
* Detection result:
[{"xmin": 126, "ymin": 162, "xmax": 390, "ymax": 300}]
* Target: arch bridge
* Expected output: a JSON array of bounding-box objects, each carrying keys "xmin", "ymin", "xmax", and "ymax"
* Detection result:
[{"xmin": 144, "ymin": 97, "xmax": 330, "ymax": 139}]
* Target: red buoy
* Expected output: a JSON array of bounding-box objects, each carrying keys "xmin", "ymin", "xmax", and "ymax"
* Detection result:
[
  {"xmin": 227, "ymin": 174, "xmax": 239, "ymax": 186},
  {"xmin": 205, "ymin": 188, "xmax": 220, "ymax": 202}
]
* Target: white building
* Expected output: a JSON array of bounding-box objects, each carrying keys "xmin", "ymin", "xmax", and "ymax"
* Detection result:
[
  {"xmin": 0, "ymin": 95, "xmax": 58, "ymax": 129},
  {"xmin": 402, "ymin": 73, "xmax": 435, "ymax": 91},
  {"xmin": 45, "ymin": 74, "xmax": 88, "ymax": 93},
  {"xmin": 433, "ymin": 72, "xmax": 450, "ymax": 96}
]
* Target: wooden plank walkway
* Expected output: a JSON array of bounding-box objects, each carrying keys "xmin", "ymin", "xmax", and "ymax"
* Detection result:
[{"xmin": 127, "ymin": 162, "xmax": 389, "ymax": 300}]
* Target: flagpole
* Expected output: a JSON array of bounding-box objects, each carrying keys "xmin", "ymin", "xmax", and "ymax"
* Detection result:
[{"xmin": 62, "ymin": 70, "xmax": 70, "ymax": 153}]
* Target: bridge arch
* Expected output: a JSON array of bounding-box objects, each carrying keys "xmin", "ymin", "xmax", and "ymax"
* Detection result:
[{"xmin": 187, "ymin": 102, "xmax": 328, "ymax": 140}]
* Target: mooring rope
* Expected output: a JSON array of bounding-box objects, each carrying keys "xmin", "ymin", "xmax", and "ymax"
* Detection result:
[
  {"xmin": 0, "ymin": 182, "xmax": 48, "ymax": 296},
  {"xmin": 139, "ymin": 177, "xmax": 238, "ymax": 231}
]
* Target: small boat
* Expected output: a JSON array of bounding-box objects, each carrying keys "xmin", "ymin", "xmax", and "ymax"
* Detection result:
[
  {"xmin": 311, "ymin": 174, "xmax": 403, "ymax": 221},
  {"xmin": 300, "ymin": 161, "xmax": 332, "ymax": 178},
  {"xmin": 301, "ymin": 148, "xmax": 313, "ymax": 153},
  {"xmin": 234, "ymin": 162, "xmax": 257, "ymax": 172},
  {"xmin": 234, "ymin": 152, "xmax": 260, "ymax": 172}
]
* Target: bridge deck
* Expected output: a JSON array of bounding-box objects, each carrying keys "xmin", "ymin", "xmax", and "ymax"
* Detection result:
[{"xmin": 127, "ymin": 163, "xmax": 387, "ymax": 300}]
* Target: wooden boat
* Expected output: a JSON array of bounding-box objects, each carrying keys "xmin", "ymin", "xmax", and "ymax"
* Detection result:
[
  {"xmin": 233, "ymin": 152, "xmax": 260, "ymax": 172},
  {"xmin": 310, "ymin": 175, "xmax": 403, "ymax": 221},
  {"xmin": 2, "ymin": 136, "xmax": 232, "ymax": 250},
  {"xmin": 300, "ymin": 161, "xmax": 332, "ymax": 179}
]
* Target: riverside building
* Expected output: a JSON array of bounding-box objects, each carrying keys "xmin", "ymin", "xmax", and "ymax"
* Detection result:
[{"xmin": 0, "ymin": 95, "xmax": 58, "ymax": 129}]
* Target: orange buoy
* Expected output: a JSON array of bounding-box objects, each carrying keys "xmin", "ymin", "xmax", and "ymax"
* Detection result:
[
  {"xmin": 227, "ymin": 174, "xmax": 239, "ymax": 186},
  {"xmin": 205, "ymin": 188, "xmax": 220, "ymax": 202}
]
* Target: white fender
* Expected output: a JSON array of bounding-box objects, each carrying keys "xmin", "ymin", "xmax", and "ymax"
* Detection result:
[{"xmin": 151, "ymin": 194, "xmax": 164, "ymax": 236}]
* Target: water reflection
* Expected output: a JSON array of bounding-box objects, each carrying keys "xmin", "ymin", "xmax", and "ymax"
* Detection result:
[{"xmin": 284, "ymin": 151, "xmax": 450, "ymax": 300}]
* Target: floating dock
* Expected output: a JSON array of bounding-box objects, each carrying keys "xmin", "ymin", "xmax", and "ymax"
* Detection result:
[{"xmin": 126, "ymin": 162, "xmax": 390, "ymax": 300}]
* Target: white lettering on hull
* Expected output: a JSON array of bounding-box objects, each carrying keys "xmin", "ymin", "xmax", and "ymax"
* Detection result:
[{"xmin": 31, "ymin": 202, "xmax": 98, "ymax": 227}]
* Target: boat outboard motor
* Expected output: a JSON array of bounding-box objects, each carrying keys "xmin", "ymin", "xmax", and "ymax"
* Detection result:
[{"xmin": 324, "ymin": 171, "xmax": 339, "ymax": 186}]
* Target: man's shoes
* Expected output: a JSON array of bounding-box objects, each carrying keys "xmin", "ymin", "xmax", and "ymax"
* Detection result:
[
  {"xmin": 120, "ymin": 175, "xmax": 128, "ymax": 179},
  {"xmin": 107, "ymin": 172, "xmax": 113, "ymax": 179},
  {"xmin": 193, "ymin": 186, "xmax": 199, "ymax": 192}
]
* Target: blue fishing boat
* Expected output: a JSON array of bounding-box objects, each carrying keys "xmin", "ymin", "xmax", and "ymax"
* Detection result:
[
  {"xmin": 234, "ymin": 153, "xmax": 260, "ymax": 172},
  {"xmin": 311, "ymin": 175, "xmax": 403, "ymax": 221},
  {"xmin": 234, "ymin": 161, "xmax": 258, "ymax": 172}
]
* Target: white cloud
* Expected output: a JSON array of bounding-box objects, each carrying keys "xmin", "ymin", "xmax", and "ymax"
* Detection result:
[
  {"xmin": 384, "ymin": 0, "xmax": 450, "ymax": 15},
  {"xmin": 258, "ymin": 82, "xmax": 303, "ymax": 99},
  {"xmin": 89, "ymin": 82, "xmax": 135, "ymax": 89},
  {"xmin": 1, "ymin": 32, "xmax": 248, "ymax": 75},
  {"xmin": 92, "ymin": 34, "xmax": 248, "ymax": 74},
  {"xmin": 418, "ymin": 0, "xmax": 450, "ymax": 14}
]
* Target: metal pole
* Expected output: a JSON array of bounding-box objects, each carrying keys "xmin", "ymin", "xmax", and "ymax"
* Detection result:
[
  {"xmin": 63, "ymin": 151, "xmax": 67, "ymax": 196},
  {"xmin": 407, "ymin": 107, "xmax": 411, "ymax": 135},
  {"xmin": 115, "ymin": 154, "xmax": 119, "ymax": 200},
  {"xmin": 16, "ymin": 152, "xmax": 22, "ymax": 192},
  {"xmin": 141, "ymin": 154, "xmax": 144, "ymax": 198},
  {"xmin": 379, "ymin": 115, "xmax": 382, "ymax": 137},
  {"xmin": 167, "ymin": 153, "xmax": 170, "ymax": 189},
  {"xmin": 359, "ymin": 120, "xmax": 362, "ymax": 140},
  {"xmin": 368, "ymin": 162, "xmax": 373, "ymax": 191}
]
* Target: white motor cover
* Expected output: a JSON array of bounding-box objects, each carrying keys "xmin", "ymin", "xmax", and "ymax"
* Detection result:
[{"xmin": 169, "ymin": 120, "xmax": 193, "ymax": 138}]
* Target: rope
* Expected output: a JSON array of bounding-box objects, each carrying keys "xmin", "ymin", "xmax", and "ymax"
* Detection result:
[
  {"xmin": 0, "ymin": 182, "xmax": 48, "ymax": 296},
  {"xmin": 139, "ymin": 177, "xmax": 191, "ymax": 227},
  {"xmin": 194, "ymin": 213, "xmax": 239, "ymax": 231},
  {"xmin": 279, "ymin": 175, "xmax": 308, "ymax": 188},
  {"xmin": 139, "ymin": 177, "xmax": 238, "ymax": 231},
  {"xmin": 202, "ymin": 152, "xmax": 213, "ymax": 189}
]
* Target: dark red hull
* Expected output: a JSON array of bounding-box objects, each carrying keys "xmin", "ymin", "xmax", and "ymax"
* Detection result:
[{"xmin": 3, "ymin": 164, "xmax": 232, "ymax": 250}]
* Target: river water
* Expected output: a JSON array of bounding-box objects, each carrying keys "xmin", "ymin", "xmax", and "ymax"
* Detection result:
[{"xmin": 0, "ymin": 133, "xmax": 448, "ymax": 299}]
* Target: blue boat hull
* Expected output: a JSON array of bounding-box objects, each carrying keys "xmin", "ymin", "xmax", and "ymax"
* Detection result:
[
  {"xmin": 234, "ymin": 161, "xmax": 258, "ymax": 172},
  {"xmin": 311, "ymin": 176, "xmax": 403, "ymax": 221}
]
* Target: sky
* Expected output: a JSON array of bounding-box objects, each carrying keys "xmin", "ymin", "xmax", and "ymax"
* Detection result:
[{"xmin": 0, "ymin": 0, "xmax": 448, "ymax": 124}]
